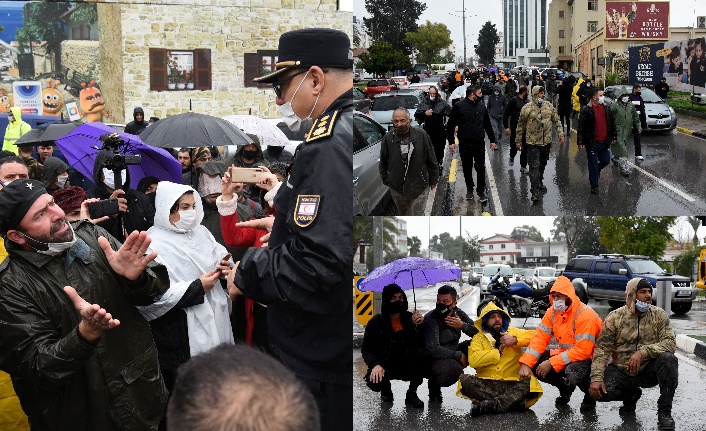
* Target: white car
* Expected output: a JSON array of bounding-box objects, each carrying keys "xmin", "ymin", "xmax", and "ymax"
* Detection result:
[
  {"xmin": 368, "ymin": 90, "xmax": 424, "ymax": 130},
  {"xmin": 525, "ymin": 267, "xmax": 558, "ymax": 289},
  {"xmin": 480, "ymin": 264, "xmax": 513, "ymax": 292},
  {"xmin": 390, "ymin": 75, "xmax": 410, "ymax": 89}
]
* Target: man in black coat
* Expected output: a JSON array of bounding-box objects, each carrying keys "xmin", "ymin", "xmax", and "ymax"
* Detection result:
[
  {"xmin": 124, "ymin": 107, "xmax": 149, "ymax": 135},
  {"xmin": 655, "ymin": 77, "xmax": 669, "ymax": 100},
  {"xmin": 503, "ymin": 85, "xmax": 530, "ymax": 173},
  {"xmin": 446, "ymin": 85, "xmax": 497, "ymax": 203},
  {"xmin": 362, "ymin": 284, "xmax": 426, "ymax": 407},
  {"xmin": 414, "ymin": 86, "xmax": 452, "ymax": 176}
]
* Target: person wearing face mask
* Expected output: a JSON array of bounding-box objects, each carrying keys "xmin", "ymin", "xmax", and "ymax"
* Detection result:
[
  {"xmin": 546, "ymin": 74, "xmax": 559, "ymax": 106},
  {"xmin": 629, "ymin": 84, "xmax": 647, "ymax": 162},
  {"xmin": 40, "ymin": 156, "xmax": 70, "ymax": 193},
  {"xmin": 577, "ymin": 78, "xmax": 592, "ymax": 109},
  {"xmin": 589, "ymin": 278, "xmax": 677, "ymax": 430},
  {"xmin": 87, "ymin": 150, "xmax": 155, "ymax": 242},
  {"xmin": 422, "ymin": 284, "xmax": 477, "ymax": 403},
  {"xmin": 612, "ymin": 89, "xmax": 642, "ymax": 176},
  {"xmin": 487, "ymin": 83, "xmax": 507, "ymax": 145},
  {"xmin": 414, "ymin": 86, "xmax": 452, "ymax": 176},
  {"xmin": 361, "ymin": 284, "xmax": 426, "ymax": 408},
  {"xmin": 263, "ymin": 142, "xmax": 294, "ymax": 164},
  {"xmin": 503, "ymin": 85, "xmax": 531, "ymax": 172},
  {"xmin": 577, "ymin": 88, "xmax": 617, "ymax": 194},
  {"xmin": 2, "ymin": 107, "xmax": 30, "ymax": 154},
  {"xmin": 446, "ymin": 85, "xmax": 497, "ymax": 203},
  {"xmin": 519, "ymin": 276, "xmax": 603, "ymax": 413},
  {"xmin": 227, "ymin": 28, "xmax": 353, "ymax": 431},
  {"xmin": 232, "ymin": 135, "xmax": 271, "ymax": 169},
  {"xmin": 379, "ymin": 107, "xmax": 439, "ymax": 216},
  {"xmin": 138, "ymin": 181, "xmax": 234, "ymax": 401},
  {"xmin": 0, "ymin": 179, "xmax": 171, "ymax": 430},
  {"xmin": 515, "ymin": 86, "xmax": 565, "ymax": 202}
]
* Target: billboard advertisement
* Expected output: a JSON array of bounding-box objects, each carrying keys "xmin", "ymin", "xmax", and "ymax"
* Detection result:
[
  {"xmin": 606, "ymin": 1, "xmax": 669, "ymax": 40},
  {"xmin": 629, "ymin": 38, "xmax": 706, "ymax": 93}
]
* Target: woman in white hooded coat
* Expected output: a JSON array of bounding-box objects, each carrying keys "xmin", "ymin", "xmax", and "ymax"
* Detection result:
[{"xmin": 137, "ymin": 181, "xmax": 234, "ymax": 392}]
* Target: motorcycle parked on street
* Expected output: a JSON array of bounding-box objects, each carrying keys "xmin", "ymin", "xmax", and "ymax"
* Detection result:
[{"xmin": 477, "ymin": 270, "xmax": 551, "ymax": 318}]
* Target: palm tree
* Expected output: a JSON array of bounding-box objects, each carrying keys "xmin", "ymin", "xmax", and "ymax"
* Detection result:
[{"xmin": 353, "ymin": 217, "xmax": 398, "ymax": 257}]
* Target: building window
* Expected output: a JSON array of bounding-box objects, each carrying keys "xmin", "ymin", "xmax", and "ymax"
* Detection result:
[
  {"xmin": 527, "ymin": 249, "xmax": 534, "ymax": 257},
  {"xmin": 587, "ymin": 21, "xmax": 598, "ymax": 32},
  {"xmin": 559, "ymin": 30, "xmax": 565, "ymax": 38},
  {"xmin": 501, "ymin": 244, "xmax": 506, "ymax": 249},
  {"xmin": 489, "ymin": 245, "xmax": 494, "ymax": 250},
  {"xmin": 559, "ymin": 10, "xmax": 565, "ymax": 18},
  {"xmin": 501, "ymin": 256, "xmax": 506, "ymax": 261},
  {"xmin": 244, "ymin": 50, "xmax": 279, "ymax": 88},
  {"xmin": 516, "ymin": 244, "xmax": 521, "ymax": 249},
  {"xmin": 149, "ymin": 48, "xmax": 212, "ymax": 91},
  {"xmin": 588, "ymin": 0, "xmax": 597, "ymax": 11},
  {"xmin": 559, "ymin": 46, "xmax": 565, "ymax": 54}
]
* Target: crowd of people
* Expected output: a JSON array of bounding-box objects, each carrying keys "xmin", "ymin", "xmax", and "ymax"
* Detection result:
[
  {"xmin": 378, "ymin": 65, "xmax": 652, "ymax": 214},
  {"xmin": 0, "ymin": 27, "xmax": 354, "ymax": 431},
  {"xmin": 361, "ymin": 276, "xmax": 678, "ymax": 431}
]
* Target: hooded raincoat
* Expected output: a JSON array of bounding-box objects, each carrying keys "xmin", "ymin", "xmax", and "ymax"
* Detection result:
[
  {"xmin": 2, "ymin": 108, "xmax": 31, "ymax": 155},
  {"xmin": 457, "ymin": 302, "xmax": 543, "ymax": 405},
  {"xmin": 515, "ymin": 86, "xmax": 564, "ymax": 147},
  {"xmin": 590, "ymin": 278, "xmax": 676, "ymax": 382},
  {"xmin": 139, "ymin": 181, "xmax": 234, "ymax": 358},
  {"xmin": 519, "ymin": 276, "xmax": 603, "ymax": 373},
  {"xmin": 40, "ymin": 157, "xmax": 69, "ymax": 191},
  {"xmin": 124, "ymin": 107, "xmax": 148, "ymax": 135},
  {"xmin": 611, "ymin": 97, "xmax": 641, "ymax": 159}
]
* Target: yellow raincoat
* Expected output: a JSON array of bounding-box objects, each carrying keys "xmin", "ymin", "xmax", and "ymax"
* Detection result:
[
  {"xmin": 456, "ymin": 302, "xmax": 543, "ymax": 406},
  {"xmin": 572, "ymin": 78, "xmax": 584, "ymax": 113},
  {"xmin": 2, "ymin": 107, "xmax": 31, "ymax": 155},
  {"xmin": 0, "ymin": 371, "xmax": 29, "ymax": 430}
]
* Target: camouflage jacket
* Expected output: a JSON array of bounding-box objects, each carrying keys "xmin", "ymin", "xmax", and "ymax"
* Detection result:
[
  {"xmin": 590, "ymin": 304, "xmax": 676, "ymax": 382},
  {"xmin": 515, "ymin": 86, "xmax": 564, "ymax": 146}
]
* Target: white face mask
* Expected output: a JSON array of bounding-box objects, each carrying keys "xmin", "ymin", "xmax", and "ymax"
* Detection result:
[
  {"xmin": 621, "ymin": 97, "xmax": 630, "ymax": 103},
  {"xmin": 102, "ymin": 168, "xmax": 127, "ymax": 190},
  {"xmin": 173, "ymin": 209, "xmax": 199, "ymax": 231},
  {"xmin": 598, "ymin": 96, "xmax": 605, "ymax": 105},
  {"xmin": 278, "ymin": 70, "xmax": 320, "ymax": 133},
  {"xmin": 537, "ymin": 97, "xmax": 544, "ymax": 104},
  {"xmin": 56, "ymin": 174, "xmax": 69, "ymax": 188},
  {"xmin": 18, "ymin": 223, "xmax": 77, "ymax": 256},
  {"xmin": 635, "ymin": 299, "xmax": 651, "ymax": 313},
  {"xmin": 553, "ymin": 299, "xmax": 568, "ymax": 312}
]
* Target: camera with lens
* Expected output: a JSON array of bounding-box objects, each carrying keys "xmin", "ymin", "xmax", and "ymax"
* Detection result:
[{"xmin": 99, "ymin": 133, "xmax": 141, "ymax": 171}]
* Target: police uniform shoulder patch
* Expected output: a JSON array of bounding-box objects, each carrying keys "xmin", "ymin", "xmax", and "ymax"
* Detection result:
[
  {"xmin": 306, "ymin": 110, "xmax": 339, "ymax": 143},
  {"xmin": 293, "ymin": 194, "xmax": 321, "ymax": 228}
]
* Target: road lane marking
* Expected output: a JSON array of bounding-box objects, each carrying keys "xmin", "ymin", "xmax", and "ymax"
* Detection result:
[
  {"xmin": 485, "ymin": 149, "xmax": 504, "ymax": 216},
  {"xmin": 675, "ymin": 351, "xmax": 706, "ymax": 370},
  {"xmin": 627, "ymin": 162, "xmax": 696, "ymax": 202},
  {"xmin": 448, "ymin": 158, "xmax": 457, "ymax": 183}
]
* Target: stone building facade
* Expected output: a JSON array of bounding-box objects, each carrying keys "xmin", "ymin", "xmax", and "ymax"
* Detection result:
[{"xmin": 93, "ymin": 0, "xmax": 352, "ymax": 123}]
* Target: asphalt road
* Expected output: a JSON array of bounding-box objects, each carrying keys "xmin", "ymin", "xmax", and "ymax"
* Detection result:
[{"xmin": 353, "ymin": 284, "xmax": 706, "ymax": 431}]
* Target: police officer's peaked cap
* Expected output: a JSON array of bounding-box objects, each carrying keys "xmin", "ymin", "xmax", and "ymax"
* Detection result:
[
  {"xmin": 254, "ymin": 28, "xmax": 353, "ymax": 84},
  {"xmin": 0, "ymin": 179, "xmax": 47, "ymax": 235}
]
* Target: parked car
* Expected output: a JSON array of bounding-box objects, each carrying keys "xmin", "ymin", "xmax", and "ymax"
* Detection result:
[
  {"xmin": 407, "ymin": 82, "xmax": 446, "ymax": 99},
  {"xmin": 470, "ymin": 267, "xmax": 483, "ymax": 285},
  {"xmin": 353, "ymin": 111, "xmax": 389, "ymax": 216},
  {"xmin": 525, "ymin": 267, "xmax": 559, "ymax": 289},
  {"xmin": 364, "ymin": 78, "xmax": 395, "ymax": 99},
  {"xmin": 603, "ymin": 85, "xmax": 677, "ymax": 132},
  {"xmin": 460, "ymin": 271, "xmax": 470, "ymax": 285},
  {"xmin": 369, "ymin": 90, "xmax": 425, "ymax": 130},
  {"xmin": 511, "ymin": 267, "xmax": 525, "ymax": 281},
  {"xmin": 354, "ymin": 69, "xmax": 362, "ymax": 83},
  {"xmin": 353, "ymin": 87, "xmax": 371, "ymax": 113},
  {"xmin": 480, "ymin": 264, "xmax": 513, "ymax": 292},
  {"xmin": 390, "ymin": 75, "xmax": 410, "ymax": 89},
  {"xmin": 562, "ymin": 254, "xmax": 695, "ymax": 314}
]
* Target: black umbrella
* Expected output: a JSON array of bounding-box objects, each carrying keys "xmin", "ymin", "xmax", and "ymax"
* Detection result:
[
  {"xmin": 14, "ymin": 120, "xmax": 82, "ymax": 147},
  {"xmin": 139, "ymin": 112, "xmax": 253, "ymax": 148}
]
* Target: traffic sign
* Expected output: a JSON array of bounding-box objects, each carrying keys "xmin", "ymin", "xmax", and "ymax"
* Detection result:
[{"xmin": 354, "ymin": 276, "xmax": 374, "ymax": 325}]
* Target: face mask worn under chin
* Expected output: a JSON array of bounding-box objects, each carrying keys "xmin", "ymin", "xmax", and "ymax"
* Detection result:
[
  {"xmin": 17, "ymin": 223, "xmax": 77, "ymax": 256},
  {"xmin": 56, "ymin": 175, "xmax": 69, "ymax": 188},
  {"xmin": 173, "ymin": 209, "xmax": 199, "ymax": 231},
  {"xmin": 635, "ymin": 299, "xmax": 651, "ymax": 313},
  {"xmin": 553, "ymin": 299, "xmax": 568, "ymax": 312},
  {"xmin": 102, "ymin": 168, "xmax": 127, "ymax": 190},
  {"xmin": 278, "ymin": 70, "xmax": 321, "ymax": 133}
]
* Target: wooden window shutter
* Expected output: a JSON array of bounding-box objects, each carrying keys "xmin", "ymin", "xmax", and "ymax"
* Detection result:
[
  {"xmin": 193, "ymin": 49, "xmax": 212, "ymax": 91},
  {"xmin": 244, "ymin": 53, "xmax": 258, "ymax": 88},
  {"xmin": 149, "ymin": 48, "xmax": 167, "ymax": 91}
]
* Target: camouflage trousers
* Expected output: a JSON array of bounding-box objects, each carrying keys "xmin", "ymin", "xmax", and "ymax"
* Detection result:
[
  {"xmin": 598, "ymin": 352, "xmax": 678, "ymax": 412},
  {"xmin": 458, "ymin": 375, "xmax": 533, "ymax": 412},
  {"xmin": 526, "ymin": 144, "xmax": 551, "ymax": 196}
]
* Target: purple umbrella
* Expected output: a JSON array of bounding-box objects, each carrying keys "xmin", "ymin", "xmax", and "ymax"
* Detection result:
[
  {"xmin": 359, "ymin": 257, "xmax": 461, "ymax": 307},
  {"xmin": 55, "ymin": 122, "xmax": 182, "ymax": 189}
]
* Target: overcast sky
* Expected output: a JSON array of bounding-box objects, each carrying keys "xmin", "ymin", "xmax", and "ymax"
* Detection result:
[
  {"xmin": 353, "ymin": 0, "xmax": 706, "ymax": 58},
  {"xmin": 397, "ymin": 216, "xmax": 706, "ymax": 251}
]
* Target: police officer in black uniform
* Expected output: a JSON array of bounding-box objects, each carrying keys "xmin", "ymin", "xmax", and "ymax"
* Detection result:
[{"xmin": 226, "ymin": 28, "xmax": 353, "ymax": 431}]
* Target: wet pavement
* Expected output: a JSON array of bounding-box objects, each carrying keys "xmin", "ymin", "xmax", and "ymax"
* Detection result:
[{"xmin": 353, "ymin": 285, "xmax": 706, "ymax": 431}]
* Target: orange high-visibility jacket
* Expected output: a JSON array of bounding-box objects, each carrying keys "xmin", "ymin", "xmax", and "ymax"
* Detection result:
[{"xmin": 519, "ymin": 276, "xmax": 603, "ymax": 373}]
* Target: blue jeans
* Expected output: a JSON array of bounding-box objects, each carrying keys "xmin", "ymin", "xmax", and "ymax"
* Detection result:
[{"xmin": 586, "ymin": 141, "xmax": 611, "ymax": 189}]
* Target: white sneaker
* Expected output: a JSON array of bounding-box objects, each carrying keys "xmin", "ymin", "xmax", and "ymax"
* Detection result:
[{"xmin": 635, "ymin": 155, "xmax": 644, "ymax": 162}]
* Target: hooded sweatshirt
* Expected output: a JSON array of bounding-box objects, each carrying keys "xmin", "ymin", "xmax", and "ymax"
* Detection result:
[
  {"xmin": 40, "ymin": 156, "xmax": 69, "ymax": 190},
  {"xmin": 2, "ymin": 107, "xmax": 31, "ymax": 154},
  {"xmin": 515, "ymin": 86, "xmax": 564, "ymax": 147},
  {"xmin": 458, "ymin": 302, "xmax": 543, "ymax": 405},
  {"xmin": 590, "ymin": 278, "xmax": 676, "ymax": 382},
  {"xmin": 486, "ymin": 84, "xmax": 507, "ymax": 118},
  {"xmin": 230, "ymin": 135, "xmax": 270, "ymax": 168},
  {"xmin": 519, "ymin": 276, "xmax": 603, "ymax": 372},
  {"xmin": 124, "ymin": 107, "xmax": 148, "ymax": 136}
]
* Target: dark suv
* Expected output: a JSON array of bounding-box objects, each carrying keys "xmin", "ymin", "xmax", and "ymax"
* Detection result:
[{"xmin": 562, "ymin": 254, "xmax": 695, "ymax": 315}]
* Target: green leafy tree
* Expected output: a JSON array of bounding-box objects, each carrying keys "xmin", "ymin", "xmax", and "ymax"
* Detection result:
[
  {"xmin": 429, "ymin": 232, "xmax": 479, "ymax": 266},
  {"xmin": 353, "ymin": 217, "xmax": 397, "ymax": 257},
  {"xmin": 463, "ymin": 232, "xmax": 481, "ymax": 265},
  {"xmin": 407, "ymin": 236, "xmax": 422, "ymax": 257},
  {"xmin": 405, "ymin": 21, "xmax": 453, "ymax": 65},
  {"xmin": 672, "ymin": 245, "xmax": 706, "ymax": 279},
  {"xmin": 551, "ymin": 216, "xmax": 605, "ymax": 259},
  {"xmin": 384, "ymin": 248, "xmax": 407, "ymax": 264},
  {"xmin": 687, "ymin": 216, "xmax": 702, "ymax": 245},
  {"xmin": 511, "ymin": 225, "xmax": 544, "ymax": 242},
  {"xmin": 476, "ymin": 21, "xmax": 500, "ymax": 65},
  {"xmin": 357, "ymin": 41, "xmax": 410, "ymax": 77},
  {"xmin": 363, "ymin": 0, "xmax": 426, "ymax": 55},
  {"xmin": 441, "ymin": 51, "xmax": 455, "ymax": 63},
  {"xmin": 595, "ymin": 217, "xmax": 677, "ymax": 262}
]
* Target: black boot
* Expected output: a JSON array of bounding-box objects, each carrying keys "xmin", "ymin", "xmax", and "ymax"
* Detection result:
[
  {"xmin": 428, "ymin": 381, "xmax": 442, "ymax": 403},
  {"xmin": 507, "ymin": 399, "xmax": 526, "ymax": 413},
  {"xmin": 579, "ymin": 393, "xmax": 596, "ymax": 413},
  {"xmin": 380, "ymin": 387, "xmax": 393, "ymax": 403},
  {"xmin": 555, "ymin": 384, "xmax": 575, "ymax": 406},
  {"xmin": 657, "ymin": 410, "xmax": 675, "ymax": 431},
  {"xmin": 471, "ymin": 400, "xmax": 499, "ymax": 417},
  {"xmin": 619, "ymin": 388, "xmax": 642, "ymax": 415},
  {"xmin": 405, "ymin": 390, "xmax": 424, "ymax": 408}
]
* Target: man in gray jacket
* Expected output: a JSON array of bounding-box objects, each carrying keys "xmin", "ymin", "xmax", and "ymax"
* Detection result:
[{"xmin": 379, "ymin": 107, "xmax": 439, "ymax": 216}]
